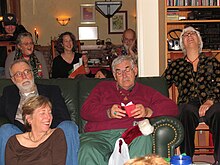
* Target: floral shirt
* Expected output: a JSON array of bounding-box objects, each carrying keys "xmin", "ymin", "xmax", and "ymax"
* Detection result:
[
  {"xmin": 111, "ymin": 45, "xmax": 138, "ymax": 64},
  {"xmin": 163, "ymin": 53, "xmax": 220, "ymax": 105},
  {"xmin": 111, "ymin": 45, "xmax": 128, "ymax": 56}
]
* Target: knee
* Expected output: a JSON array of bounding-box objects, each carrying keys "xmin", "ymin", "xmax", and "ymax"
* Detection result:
[
  {"xmin": 180, "ymin": 106, "xmax": 195, "ymax": 116},
  {"xmin": 1, "ymin": 123, "xmax": 15, "ymax": 130},
  {"xmin": 58, "ymin": 120, "xmax": 79, "ymax": 133},
  {"xmin": 58, "ymin": 121, "xmax": 80, "ymax": 148},
  {"xmin": 207, "ymin": 103, "xmax": 220, "ymax": 117},
  {"xmin": 79, "ymin": 142, "xmax": 98, "ymax": 154},
  {"xmin": 0, "ymin": 124, "xmax": 21, "ymax": 135},
  {"xmin": 0, "ymin": 124, "xmax": 21, "ymax": 142}
]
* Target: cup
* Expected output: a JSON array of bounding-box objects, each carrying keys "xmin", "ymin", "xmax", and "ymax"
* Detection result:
[{"xmin": 170, "ymin": 155, "xmax": 192, "ymax": 165}]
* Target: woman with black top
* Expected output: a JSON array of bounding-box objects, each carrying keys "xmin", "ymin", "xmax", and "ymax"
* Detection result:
[
  {"xmin": 52, "ymin": 31, "xmax": 90, "ymax": 78},
  {"xmin": 163, "ymin": 26, "xmax": 220, "ymax": 164}
]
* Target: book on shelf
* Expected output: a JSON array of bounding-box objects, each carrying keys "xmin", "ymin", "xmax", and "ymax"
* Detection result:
[
  {"xmin": 167, "ymin": 15, "xmax": 179, "ymax": 20},
  {"xmin": 167, "ymin": 9, "xmax": 179, "ymax": 15},
  {"xmin": 167, "ymin": 9, "xmax": 179, "ymax": 20}
]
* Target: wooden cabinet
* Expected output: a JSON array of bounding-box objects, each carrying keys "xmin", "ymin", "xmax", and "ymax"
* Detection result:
[{"xmin": 165, "ymin": 3, "xmax": 220, "ymax": 63}]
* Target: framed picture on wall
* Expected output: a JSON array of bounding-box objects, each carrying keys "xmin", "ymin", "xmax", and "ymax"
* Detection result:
[
  {"xmin": 108, "ymin": 11, "xmax": 128, "ymax": 34},
  {"xmin": 80, "ymin": 4, "xmax": 95, "ymax": 24}
]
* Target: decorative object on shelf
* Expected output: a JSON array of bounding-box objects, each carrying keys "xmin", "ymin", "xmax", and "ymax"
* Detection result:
[
  {"xmin": 56, "ymin": 18, "xmax": 70, "ymax": 26},
  {"xmin": 80, "ymin": 4, "xmax": 96, "ymax": 24},
  {"xmin": 78, "ymin": 26, "xmax": 98, "ymax": 41},
  {"xmin": 108, "ymin": 11, "xmax": 127, "ymax": 34},
  {"xmin": 34, "ymin": 28, "xmax": 39, "ymax": 45},
  {"xmin": 167, "ymin": 29, "xmax": 182, "ymax": 51},
  {"xmin": 95, "ymin": 0, "xmax": 122, "ymax": 18}
]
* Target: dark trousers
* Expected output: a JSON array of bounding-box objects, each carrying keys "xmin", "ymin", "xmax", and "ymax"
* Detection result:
[{"xmin": 178, "ymin": 102, "xmax": 220, "ymax": 161}]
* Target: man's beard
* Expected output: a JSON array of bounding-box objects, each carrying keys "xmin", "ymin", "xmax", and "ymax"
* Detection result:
[{"xmin": 16, "ymin": 79, "xmax": 35, "ymax": 93}]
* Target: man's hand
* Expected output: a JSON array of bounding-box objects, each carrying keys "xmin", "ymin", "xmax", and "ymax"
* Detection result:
[
  {"xmin": 82, "ymin": 54, "xmax": 88, "ymax": 64},
  {"xmin": 128, "ymin": 40, "xmax": 136, "ymax": 56},
  {"xmin": 199, "ymin": 99, "xmax": 214, "ymax": 117},
  {"xmin": 82, "ymin": 54, "xmax": 90, "ymax": 74},
  {"xmin": 109, "ymin": 104, "xmax": 126, "ymax": 119},
  {"xmin": 131, "ymin": 104, "xmax": 153, "ymax": 118}
]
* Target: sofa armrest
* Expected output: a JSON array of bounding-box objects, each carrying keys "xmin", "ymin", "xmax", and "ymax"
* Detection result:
[
  {"xmin": 0, "ymin": 117, "xmax": 9, "ymax": 126},
  {"xmin": 150, "ymin": 116, "xmax": 184, "ymax": 158}
]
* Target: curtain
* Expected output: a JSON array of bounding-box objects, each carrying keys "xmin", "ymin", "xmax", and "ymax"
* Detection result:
[{"xmin": 0, "ymin": 0, "xmax": 7, "ymax": 16}]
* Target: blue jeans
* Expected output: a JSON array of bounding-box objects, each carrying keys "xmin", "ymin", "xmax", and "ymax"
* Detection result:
[{"xmin": 0, "ymin": 121, "xmax": 79, "ymax": 165}]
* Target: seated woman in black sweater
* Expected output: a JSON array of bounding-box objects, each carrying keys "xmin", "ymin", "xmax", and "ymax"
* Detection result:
[{"xmin": 52, "ymin": 31, "xmax": 90, "ymax": 78}]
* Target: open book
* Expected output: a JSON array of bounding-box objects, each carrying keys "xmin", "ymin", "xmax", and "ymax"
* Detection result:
[{"xmin": 68, "ymin": 58, "xmax": 86, "ymax": 78}]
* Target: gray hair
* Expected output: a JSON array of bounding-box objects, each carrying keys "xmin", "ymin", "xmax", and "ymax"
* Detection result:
[
  {"xmin": 9, "ymin": 59, "xmax": 32, "ymax": 77},
  {"xmin": 179, "ymin": 26, "xmax": 203, "ymax": 55},
  {"xmin": 16, "ymin": 32, "xmax": 33, "ymax": 45},
  {"xmin": 111, "ymin": 55, "xmax": 135, "ymax": 73}
]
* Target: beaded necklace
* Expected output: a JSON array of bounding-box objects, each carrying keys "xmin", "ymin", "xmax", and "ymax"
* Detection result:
[{"xmin": 28, "ymin": 130, "xmax": 49, "ymax": 143}]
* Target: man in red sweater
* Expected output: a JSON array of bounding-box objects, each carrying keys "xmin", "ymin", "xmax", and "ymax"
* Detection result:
[{"xmin": 79, "ymin": 55, "xmax": 178, "ymax": 165}]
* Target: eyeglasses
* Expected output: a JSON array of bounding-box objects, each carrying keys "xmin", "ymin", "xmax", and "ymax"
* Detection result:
[
  {"xmin": 123, "ymin": 37, "xmax": 135, "ymax": 42},
  {"xmin": 182, "ymin": 31, "xmax": 197, "ymax": 37},
  {"xmin": 20, "ymin": 42, "xmax": 34, "ymax": 46},
  {"xmin": 11, "ymin": 69, "xmax": 32, "ymax": 79},
  {"xmin": 115, "ymin": 66, "xmax": 133, "ymax": 76}
]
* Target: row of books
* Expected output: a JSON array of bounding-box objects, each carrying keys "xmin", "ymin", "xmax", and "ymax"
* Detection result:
[{"xmin": 167, "ymin": 0, "xmax": 220, "ymax": 6}]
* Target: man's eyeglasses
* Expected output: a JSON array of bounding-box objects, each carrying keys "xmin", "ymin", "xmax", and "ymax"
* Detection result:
[
  {"xmin": 21, "ymin": 42, "xmax": 34, "ymax": 46},
  {"xmin": 123, "ymin": 38, "xmax": 135, "ymax": 43},
  {"xmin": 182, "ymin": 31, "xmax": 197, "ymax": 37},
  {"xmin": 115, "ymin": 66, "xmax": 133, "ymax": 76},
  {"xmin": 11, "ymin": 69, "xmax": 32, "ymax": 79}
]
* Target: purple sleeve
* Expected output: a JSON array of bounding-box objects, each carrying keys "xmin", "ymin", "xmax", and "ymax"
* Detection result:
[{"xmin": 80, "ymin": 82, "xmax": 112, "ymax": 122}]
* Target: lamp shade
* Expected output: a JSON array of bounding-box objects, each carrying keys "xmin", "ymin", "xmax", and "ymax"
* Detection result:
[
  {"xmin": 56, "ymin": 18, "xmax": 70, "ymax": 26},
  {"xmin": 95, "ymin": 1, "xmax": 122, "ymax": 18}
]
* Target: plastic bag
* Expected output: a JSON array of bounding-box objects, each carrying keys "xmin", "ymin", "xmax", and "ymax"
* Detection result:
[{"xmin": 108, "ymin": 138, "xmax": 130, "ymax": 165}]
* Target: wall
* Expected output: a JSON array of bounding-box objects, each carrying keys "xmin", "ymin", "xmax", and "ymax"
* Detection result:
[
  {"xmin": 137, "ymin": 0, "xmax": 165, "ymax": 76},
  {"xmin": 20, "ymin": 0, "xmax": 136, "ymax": 46}
]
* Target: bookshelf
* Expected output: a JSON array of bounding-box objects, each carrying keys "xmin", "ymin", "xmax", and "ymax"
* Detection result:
[{"xmin": 165, "ymin": 1, "xmax": 220, "ymax": 63}]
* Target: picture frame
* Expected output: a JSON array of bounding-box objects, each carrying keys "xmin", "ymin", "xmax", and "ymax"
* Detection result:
[
  {"xmin": 108, "ymin": 11, "xmax": 128, "ymax": 34},
  {"xmin": 80, "ymin": 4, "xmax": 95, "ymax": 24}
]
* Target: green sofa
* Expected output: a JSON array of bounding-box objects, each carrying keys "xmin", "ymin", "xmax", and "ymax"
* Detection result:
[{"xmin": 0, "ymin": 77, "xmax": 184, "ymax": 158}]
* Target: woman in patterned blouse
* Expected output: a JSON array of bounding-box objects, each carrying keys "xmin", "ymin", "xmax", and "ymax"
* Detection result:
[{"xmin": 163, "ymin": 26, "xmax": 220, "ymax": 164}]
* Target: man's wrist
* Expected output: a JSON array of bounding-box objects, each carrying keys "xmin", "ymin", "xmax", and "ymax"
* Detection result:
[{"xmin": 145, "ymin": 108, "xmax": 153, "ymax": 118}]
